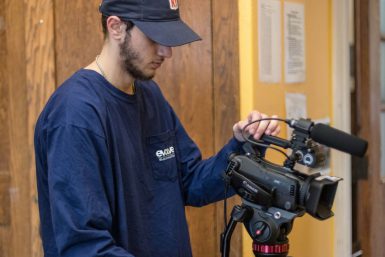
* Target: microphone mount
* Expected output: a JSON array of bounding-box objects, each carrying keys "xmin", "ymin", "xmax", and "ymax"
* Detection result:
[{"xmin": 256, "ymin": 118, "xmax": 324, "ymax": 170}]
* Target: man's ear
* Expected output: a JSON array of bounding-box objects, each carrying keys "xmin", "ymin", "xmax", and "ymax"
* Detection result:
[{"xmin": 106, "ymin": 16, "xmax": 125, "ymax": 41}]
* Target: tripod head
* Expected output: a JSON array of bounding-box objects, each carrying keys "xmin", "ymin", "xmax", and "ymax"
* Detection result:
[
  {"xmin": 220, "ymin": 200, "xmax": 301, "ymax": 257},
  {"xmin": 220, "ymin": 118, "xmax": 368, "ymax": 257}
]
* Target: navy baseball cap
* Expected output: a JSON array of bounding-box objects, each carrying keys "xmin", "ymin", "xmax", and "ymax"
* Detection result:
[{"xmin": 99, "ymin": 0, "xmax": 201, "ymax": 47}]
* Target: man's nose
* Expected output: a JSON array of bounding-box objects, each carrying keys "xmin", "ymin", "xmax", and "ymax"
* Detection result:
[{"xmin": 157, "ymin": 45, "xmax": 172, "ymax": 58}]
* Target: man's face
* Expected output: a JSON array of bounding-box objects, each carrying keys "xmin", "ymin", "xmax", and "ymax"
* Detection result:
[{"xmin": 119, "ymin": 26, "xmax": 172, "ymax": 80}]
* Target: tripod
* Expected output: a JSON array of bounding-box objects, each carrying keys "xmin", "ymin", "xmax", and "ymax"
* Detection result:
[{"xmin": 220, "ymin": 200, "xmax": 304, "ymax": 257}]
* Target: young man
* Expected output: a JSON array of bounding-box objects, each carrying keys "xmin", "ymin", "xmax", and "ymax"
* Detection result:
[{"xmin": 34, "ymin": 0, "xmax": 280, "ymax": 256}]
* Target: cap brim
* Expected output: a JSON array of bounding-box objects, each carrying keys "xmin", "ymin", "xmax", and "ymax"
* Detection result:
[{"xmin": 131, "ymin": 19, "xmax": 201, "ymax": 47}]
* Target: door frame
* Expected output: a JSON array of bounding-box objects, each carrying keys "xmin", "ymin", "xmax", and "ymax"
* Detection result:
[
  {"xmin": 332, "ymin": 0, "xmax": 353, "ymax": 256},
  {"xmin": 351, "ymin": 0, "xmax": 384, "ymax": 256}
]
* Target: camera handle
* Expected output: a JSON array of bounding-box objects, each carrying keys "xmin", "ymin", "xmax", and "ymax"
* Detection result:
[{"xmin": 221, "ymin": 200, "xmax": 304, "ymax": 257}]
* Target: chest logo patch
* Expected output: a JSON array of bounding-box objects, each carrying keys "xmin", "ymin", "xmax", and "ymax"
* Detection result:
[{"xmin": 156, "ymin": 146, "xmax": 175, "ymax": 161}]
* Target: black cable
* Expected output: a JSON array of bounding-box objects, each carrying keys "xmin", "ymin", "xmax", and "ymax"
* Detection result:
[
  {"xmin": 241, "ymin": 117, "xmax": 288, "ymax": 140},
  {"xmin": 241, "ymin": 117, "xmax": 290, "ymax": 159},
  {"xmin": 224, "ymin": 183, "xmax": 228, "ymax": 226}
]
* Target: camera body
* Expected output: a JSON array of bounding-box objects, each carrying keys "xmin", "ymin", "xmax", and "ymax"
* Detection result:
[
  {"xmin": 225, "ymin": 152, "xmax": 341, "ymax": 220},
  {"xmin": 224, "ymin": 119, "xmax": 343, "ymax": 220}
]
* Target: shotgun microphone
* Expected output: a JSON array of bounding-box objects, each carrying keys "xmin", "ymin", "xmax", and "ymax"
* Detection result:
[
  {"xmin": 288, "ymin": 119, "xmax": 368, "ymax": 157},
  {"xmin": 309, "ymin": 123, "xmax": 367, "ymax": 157}
]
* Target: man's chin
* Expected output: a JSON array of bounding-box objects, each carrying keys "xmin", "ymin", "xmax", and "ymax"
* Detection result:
[
  {"xmin": 128, "ymin": 70, "xmax": 155, "ymax": 81},
  {"xmin": 138, "ymin": 73, "xmax": 155, "ymax": 81},
  {"xmin": 139, "ymin": 70, "xmax": 156, "ymax": 81}
]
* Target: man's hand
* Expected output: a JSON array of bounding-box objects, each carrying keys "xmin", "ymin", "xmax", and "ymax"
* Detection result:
[{"xmin": 233, "ymin": 111, "xmax": 281, "ymax": 142}]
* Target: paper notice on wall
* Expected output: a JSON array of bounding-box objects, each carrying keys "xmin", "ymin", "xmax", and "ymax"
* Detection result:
[
  {"xmin": 258, "ymin": 0, "xmax": 281, "ymax": 83},
  {"xmin": 285, "ymin": 92, "xmax": 307, "ymax": 137},
  {"xmin": 284, "ymin": 2, "xmax": 306, "ymax": 83},
  {"xmin": 285, "ymin": 93, "xmax": 307, "ymax": 121}
]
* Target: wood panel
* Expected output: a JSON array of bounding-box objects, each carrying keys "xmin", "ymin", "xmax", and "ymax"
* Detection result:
[
  {"xmin": 25, "ymin": 0, "xmax": 56, "ymax": 256},
  {"xmin": 54, "ymin": 0, "xmax": 104, "ymax": 86},
  {"xmin": 353, "ymin": 1, "xmax": 371, "ymax": 255},
  {"xmin": 212, "ymin": 0, "xmax": 242, "ymax": 256},
  {"xmin": 0, "ymin": 174, "xmax": 10, "ymax": 257},
  {"xmin": 0, "ymin": 0, "xmax": 55, "ymax": 256},
  {"xmin": 353, "ymin": 0, "xmax": 385, "ymax": 256},
  {"xmin": 0, "ymin": 174, "xmax": 10, "ymax": 226},
  {"xmin": 0, "ymin": 0, "xmax": 11, "ymax": 255},
  {"xmin": 0, "ymin": 0, "xmax": 11, "ymax": 243},
  {"xmin": 0, "ymin": 0, "xmax": 10, "ymax": 174},
  {"xmin": 367, "ymin": 0, "xmax": 385, "ymax": 256},
  {"xmin": 157, "ymin": 0, "xmax": 214, "ymax": 156},
  {"xmin": 4, "ymin": 0, "xmax": 31, "ymax": 256}
]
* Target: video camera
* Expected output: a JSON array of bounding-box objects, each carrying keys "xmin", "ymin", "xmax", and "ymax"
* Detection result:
[{"xmin": 220, "ymin": 118, "xmax": 368, "ymax": 257}]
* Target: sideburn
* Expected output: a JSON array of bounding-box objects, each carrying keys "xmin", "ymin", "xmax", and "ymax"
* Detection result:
[{"xmin": 119, "ymin": 33, "xmax": 154, "ymax": 81}]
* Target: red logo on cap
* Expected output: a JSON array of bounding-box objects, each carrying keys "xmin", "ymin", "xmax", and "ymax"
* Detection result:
[{"xmin": 169, "ymin": 0, "xmax": 179, "ymax": 10}]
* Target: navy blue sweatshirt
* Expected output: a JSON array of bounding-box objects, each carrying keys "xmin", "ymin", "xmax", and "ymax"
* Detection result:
[{"xmin": 34, "ymin": 69, "xmax": 241, "ymax": 257}]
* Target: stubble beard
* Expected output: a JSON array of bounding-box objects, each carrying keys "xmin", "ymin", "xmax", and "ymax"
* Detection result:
[{"xmin": 119, "ymin": 33, "xmax": 155, "ymax": 81}]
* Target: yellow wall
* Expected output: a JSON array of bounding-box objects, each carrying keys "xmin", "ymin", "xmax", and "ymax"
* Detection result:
[{"xmin": 239, "ymin": 0, "xmax": 334, "ymax": 256}]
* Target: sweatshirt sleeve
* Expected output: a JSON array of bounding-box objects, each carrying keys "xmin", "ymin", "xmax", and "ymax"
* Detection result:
[
  {"xmin": 44, "ymin": 124, "xmax": 135, "ymax": 257},
  {"xmin": 171, "ymin": 109, "xmax": 243, "ymax": 207}
]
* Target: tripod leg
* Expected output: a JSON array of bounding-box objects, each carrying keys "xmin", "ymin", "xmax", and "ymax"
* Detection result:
[
  {"xmin": 221, "ymin": 205, "xmax": 251, "ymax": 257},
  {"xmin": 221, "ymin": 218, "xmax": 237, "ymax": 257}
]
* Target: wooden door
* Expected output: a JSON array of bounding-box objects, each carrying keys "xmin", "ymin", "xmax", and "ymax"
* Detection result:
[
  {"xmin": 352, "ymin": 0, "xmax": 385, "ymax": 256},
  {"xmin": 0, "ymin": 0, "xmax": 241, "ymax": 256},
  {"xmin": 1, "ymin": 0, "xmax": 55, "ymax": 256}
]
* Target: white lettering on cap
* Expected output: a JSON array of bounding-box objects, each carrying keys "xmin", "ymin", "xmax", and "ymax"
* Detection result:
[{"xmin": 169, "ymin": 0, "xmax": 179, "ymax": 10}]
